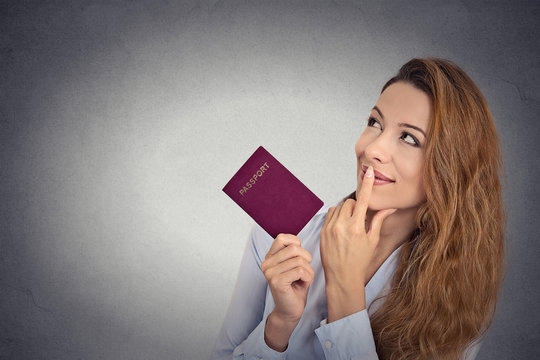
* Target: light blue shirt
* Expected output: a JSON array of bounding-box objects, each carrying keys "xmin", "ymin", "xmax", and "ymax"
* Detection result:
[{"xmin": 211, "ymin": 201, "xmax": 482, "ymax": 360}]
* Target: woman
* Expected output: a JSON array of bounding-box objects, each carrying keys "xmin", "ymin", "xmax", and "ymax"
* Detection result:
[{"xmin": 210, "ymin": 58, "xmax": 505, "ymax": 360}]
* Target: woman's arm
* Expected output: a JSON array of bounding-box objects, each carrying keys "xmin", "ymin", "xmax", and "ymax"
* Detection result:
[
  {"xmin": 209, "ymin": 223, "xmax": 291, "ymax": 360},
  {"xmin": 317, "ymin": 167, "xmax": 484, "ymax": 360},
  {"xmin": 209, "ymin": 223, "xmax": 268, "ymax": 359},
  {"xmin": 315, "ymin": 309, "xmax": 379, "ymax": 360},
  {"xmin": 314, "ymin": 310, "xmax": 484, "ymax": 360}
]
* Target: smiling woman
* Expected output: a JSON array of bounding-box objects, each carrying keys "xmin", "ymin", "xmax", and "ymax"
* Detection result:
[
  {"xmin": 211, "ymin": 58, "xmax": 505, "ymax": 360},
  {"xmin": 343, "ymin": 58, "xmax": 505, "ymax": 359},
  {"xmin": 356, "ymin": 82, "xmax": 431, "ymax": 212}
]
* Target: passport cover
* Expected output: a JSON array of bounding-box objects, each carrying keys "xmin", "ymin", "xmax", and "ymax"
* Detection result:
[{"xmin": 222, "ymin": 146, "xmax": 324, "ymax": 238}]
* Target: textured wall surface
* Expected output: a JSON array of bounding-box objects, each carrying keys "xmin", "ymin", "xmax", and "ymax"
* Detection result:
[{"xmin": 1, "ymin": 0, "xmax": 539, "ymax": 359}]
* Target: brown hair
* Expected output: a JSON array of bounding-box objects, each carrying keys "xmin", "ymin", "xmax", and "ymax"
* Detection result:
[{"xmin": 344, "ymin": 58, "xmax": 506, "ymax": 359}]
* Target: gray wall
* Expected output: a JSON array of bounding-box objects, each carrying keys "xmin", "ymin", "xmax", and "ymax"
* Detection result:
[{"xmin": 1, "ymin": 0, "xmax": 539, "ymax": 359}]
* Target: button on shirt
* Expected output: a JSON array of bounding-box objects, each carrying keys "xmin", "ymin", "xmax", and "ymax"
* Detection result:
[{"xmin": 210, "ymin": 202, "xmax": 483, "ymax": 360}]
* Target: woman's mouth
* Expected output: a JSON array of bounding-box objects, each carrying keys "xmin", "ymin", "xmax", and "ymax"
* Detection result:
[{"xmin": 361, "ymin": 166, "xmax": 395, "ymax": 185}]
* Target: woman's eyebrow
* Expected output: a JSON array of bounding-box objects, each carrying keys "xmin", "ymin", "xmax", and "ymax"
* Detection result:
[{"xmin": 372, "ymin": 106, "xmax": 426, "ymax": 137}]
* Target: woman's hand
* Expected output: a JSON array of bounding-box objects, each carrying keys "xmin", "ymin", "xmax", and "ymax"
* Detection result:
[
  {"xmin": 320, "ymin": 165, "xmax": 396, "ymax": 322},
  {"xmin": 261, "ymin": 234, "xmax": 314, "ymax": 351}
]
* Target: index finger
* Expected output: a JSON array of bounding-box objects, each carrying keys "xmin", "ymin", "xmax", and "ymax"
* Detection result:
[
  {"xmin": 353, "ymin": 165, "xmax": 375, "ymax": 222},
  {"xmin": 266, "ymin": 233, "xmax": 301, "ymax": 258}
]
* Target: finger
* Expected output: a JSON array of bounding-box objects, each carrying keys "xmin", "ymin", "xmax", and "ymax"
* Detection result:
[
  {"xmin": 278, "ymin": 264, "xmax": 314, "ymax": 288},
  {"xmin": 338, "ymin": 198, "xmax": 356, "ymax": 219},
  {"xmin": 328, "ymin": 199, "xmax": 351, "ymax": 229},
  {"xmin": 321, "ymin": 206, "xmax": 337, "ymax": 242},
  {"xmin": 326, "ymin": 204, "xmax": 340, "ymax": 230},
  {"xmin": 353, "ymin": 165, "xmax": 375, "ymax": 223},
  {"xmin": 262, "ymin": 245, "xmax": 312, "ymax": 270},
  {"xmin": 294, "ymin": 263, "xmax": 315, "ymax": 288},
  {"xmin": 330, "ymin": 200, "xmax": 344, "ymax": 221},
  {"xmin": 367, "ymin": 208, "xmax": 397, "ymax": 242},
  {"xmin": 266, "ymin": 234, "xmax": 301, "ymax": 258},
  {"xmin": 323, "ymin": 206, "xmax": 336, "ymax": 229},
  {"xmin": 264, "ymin": 257, "xmax": 312, "ymax": 280}
]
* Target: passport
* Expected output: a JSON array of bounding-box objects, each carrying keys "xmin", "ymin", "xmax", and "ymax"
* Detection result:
[{"xmin": 222, "ymin": 146, "xmax": 324, "ymax": 239}]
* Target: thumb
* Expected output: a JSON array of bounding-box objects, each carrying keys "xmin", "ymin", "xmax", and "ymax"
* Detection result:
[{"xmin": 368, "ymin": 208, "xmax": 397, "ymax": 241}]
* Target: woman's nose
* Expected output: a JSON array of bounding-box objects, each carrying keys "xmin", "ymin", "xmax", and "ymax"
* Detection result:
[{"xmin": 364, "ymin": 133, "xmax": 392, "ymax": 163}]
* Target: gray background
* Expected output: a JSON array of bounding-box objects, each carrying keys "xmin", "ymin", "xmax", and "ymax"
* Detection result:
[{"xmin": 1, "ymin": 0, "xmax": 539, "ymax": 359}]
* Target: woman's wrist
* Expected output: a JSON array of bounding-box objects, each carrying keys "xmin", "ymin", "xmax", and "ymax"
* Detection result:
[
  {"xmin": 264, "ymin": 311, "xmax": 299, "ymax": 352},
  {"xmin": 325, "ymin": 282, "xmax": 366, "ymax": 323}
]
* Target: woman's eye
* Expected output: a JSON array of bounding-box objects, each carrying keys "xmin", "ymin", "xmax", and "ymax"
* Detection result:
[
  {"xmin": 367, "ymin": 117, "xmax": 382, "ymax": 129},
  {"xmin": 401, "ymin": 132, "xmax": 420, "ymax": 147},
  {"xmin": 367, "ymin": 117, "xmax": 421, "ymax": 147}
]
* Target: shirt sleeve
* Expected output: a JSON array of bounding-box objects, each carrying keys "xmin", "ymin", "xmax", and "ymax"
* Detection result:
[
  {"xmin": 209, "ymin": 223, "xmax": 289, "ymax": 360},
  {"xmin": 314, "ymin": 309, "xmax": 379, "ymax": 360},
  {"xmin": 314, "ymin": 310, "xmax": 484, "ymax": 360}
]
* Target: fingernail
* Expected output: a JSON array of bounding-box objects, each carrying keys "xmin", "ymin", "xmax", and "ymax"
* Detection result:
[{"xmin": 366, "ymin": 166, "xmax": 374, "ymax": 178}]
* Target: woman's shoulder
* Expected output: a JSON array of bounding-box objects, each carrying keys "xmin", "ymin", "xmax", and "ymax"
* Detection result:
[{"xmin": 246, "ymin": 222, "xmax": 273, "ymax": 264}]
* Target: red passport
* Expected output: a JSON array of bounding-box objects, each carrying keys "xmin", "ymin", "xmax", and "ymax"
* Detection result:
[{"xmin": 222, "ymin": 146, "xmax": 324, "ymax": 238}]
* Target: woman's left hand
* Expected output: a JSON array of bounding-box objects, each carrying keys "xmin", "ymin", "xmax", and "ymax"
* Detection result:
[{"xmin": 320, "ymin": 165, "xmax": 396, "ymax": 322}]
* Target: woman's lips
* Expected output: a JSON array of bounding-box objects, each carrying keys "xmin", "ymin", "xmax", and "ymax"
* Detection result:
[{"xmin": 361, "ymin": 167, "xmax": 395, "ymax": 185}]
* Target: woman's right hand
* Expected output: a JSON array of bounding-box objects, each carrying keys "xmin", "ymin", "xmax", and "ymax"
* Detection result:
[{"xmin": 260, "ymin": 233, "xmax": 314, "ymax": 352}]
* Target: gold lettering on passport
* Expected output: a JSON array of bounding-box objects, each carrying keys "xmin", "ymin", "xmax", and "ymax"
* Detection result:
[{"xmin": 239, "ymin": 162, "xmax": 269, "ymax": 196}]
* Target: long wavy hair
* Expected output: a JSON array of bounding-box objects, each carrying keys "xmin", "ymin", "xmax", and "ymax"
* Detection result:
[{"xmin": 343, "ymin": 58, "xmax": 506, "ymax": 359}]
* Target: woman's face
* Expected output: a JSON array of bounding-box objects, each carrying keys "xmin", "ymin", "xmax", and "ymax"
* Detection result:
[{"xmin": 355, "ymin": 81, "xmax": 432, "ymax": 211}]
